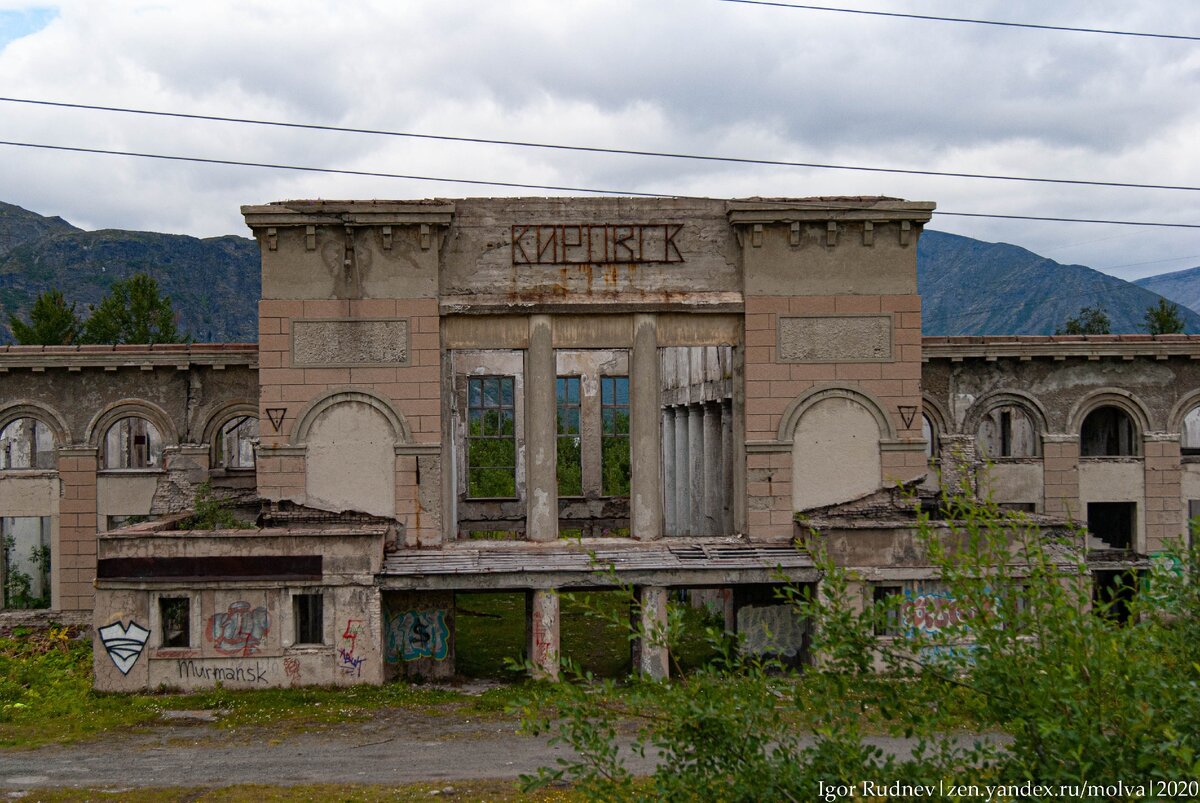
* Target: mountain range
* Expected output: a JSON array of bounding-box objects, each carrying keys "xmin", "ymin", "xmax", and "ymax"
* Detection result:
[{"xmin": 2, "ymin": 200, "xmax": 1198, "ymax": 342}]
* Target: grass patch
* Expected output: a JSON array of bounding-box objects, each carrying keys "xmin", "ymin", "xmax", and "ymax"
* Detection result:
[{"xmin": 17, "ymin": 780, "xmax": 586, "ymax": 802}]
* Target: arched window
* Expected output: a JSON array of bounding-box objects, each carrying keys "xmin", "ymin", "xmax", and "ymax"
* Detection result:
[
  {"xmin": 0, "ymin": 418, "xmax": 55, "ymax": 470},
  {"xmin": 1080, "ymin": 406, "xmax": 1136, "ymax": 457},
  {"xmin": 103, "ymin": 416, "xmax": 162, "ymax": 469},
  {"xmin": 922, "ymin": 413, "xmax": 938, "ymax": 460},
  {"xmin": 976, "ymin": 405, "xmax": 1038, "ymax": 458},
  {"xmin": 213, "ymin": 416, "xmax": 258, "ymax": 469},
  {"xmin": 1182, "ymin": 407, "xmax": 1200, "ymax": 455}
]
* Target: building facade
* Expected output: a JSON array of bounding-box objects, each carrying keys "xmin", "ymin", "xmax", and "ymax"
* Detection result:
[{"xmin": 0, "ymin": 196, "xmax": 1193, "ymax": 690}]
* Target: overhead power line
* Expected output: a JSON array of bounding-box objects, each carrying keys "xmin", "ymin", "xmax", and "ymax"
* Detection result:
[
  {"xmin": 716, "ymin": 0, "xmax": 1200, "ymax": 42},
  {"xmin": 2, "ymin": 96, "xmax": 1199, "ymax": 194},
  {"xmin": 2, "ymin": 139, "xmax": 1199, "ymax": 230}
]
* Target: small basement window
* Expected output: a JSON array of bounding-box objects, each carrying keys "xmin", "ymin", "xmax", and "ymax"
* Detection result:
[
  {"xmin": 294, "ymin": 594, "xmax": 324, "ymax": 645},
  {"xmin": 159, "ymin": 597, "xmax": 190, "ymax": 648},
  {"xmin": 872, "ymin": 584, "xmax": 903, "ymax": 636}
]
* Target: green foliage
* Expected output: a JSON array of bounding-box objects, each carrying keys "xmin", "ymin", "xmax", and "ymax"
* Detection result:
[
  {"xmin": 7, "ymin": 289, "xmax": 82, "ymax": 345},
  {"xmin": 519, "ymin": 490, "xmax": 1200, "ymax": 800},
  {"xmin": 1056, "ymin": 304, "xmax": 1111, "ymax": 335},
  {"xmin": 467, "ymin": 409, "xmax": 517, "ymax": 498},
  {"xmin": 1, "ymin": 535, "xmax": 50, "ymax": 609},
  {"xmin": 177, "ymin": 481, "xmax": 252, "ymax": 530},
  {"xmin": 80, "ymin": 273, "xmax": 183, "ymax": 345},
  {"xmin": 1144, "ymin": 297, "xmax": 1186, "ymax": 334}
]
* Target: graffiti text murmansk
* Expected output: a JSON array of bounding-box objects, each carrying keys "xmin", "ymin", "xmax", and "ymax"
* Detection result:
[{"xmin": 176, "ymin": 659, "xmax": 269, "ymax": 684}]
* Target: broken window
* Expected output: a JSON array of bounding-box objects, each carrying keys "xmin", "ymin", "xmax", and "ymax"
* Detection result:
[
  {"xmin": 976, "ymin": 405, "xmax": 1037, "ymax": 458},
  {"xmin": 661, "ymin": 346, "xmax": 734, "ymax": 536},
  {"xmin": 293, "ymin": 593, "xmax": 324, "ymax": 645},
  {"xmin": 103, "ymin": 416, "xmax": 162, "ymax": 470},
  {"xmin": 214, "ymin": 415, "xmax": 258, "ymax": 469},
  {"xmin": 872, "ymin": 584, "xmax": 903, "ymax": 636},
  {"xmin": 1087, "ymin": 502, "xmax": 1135, "ymax": 551},
  {"xmin": 159, "ymin": 597, "xmax": 190, "ymax": 647},
  {"xmin": 556, "ymin": 377, "xmax": 583, "ymax": 497},
  {"xmin": 1093, "ymin": 569, "xmax": 1138, "ymax": 625},
  {"xmin": 1080, "ymin": 406, "xmax": 1136, "ymax": 457},
  {"xmin": 1, "ymin": 516, "xmax": 51, "ymax": 609},
  {"xmin": 600, "ymin": 376, "xmax": 631, "ymax": 497},
  {"xmin": 0, "ymin": 417, "xmax": 56, "ymax": 470},
  {"xmin": 1182, "ymin": 407, "xmax": 1200, "ymax": 455},
  {"xmin": 466, "ymin": 376, "xmax": 517, "ymax": 498}
]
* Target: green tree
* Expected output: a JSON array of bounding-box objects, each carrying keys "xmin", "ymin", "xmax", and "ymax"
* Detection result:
[
  {"xmin": 80, "ymin": 273, "xmax": 183, "ymax": 345},
  {"xmin": 7, "ymin": 289, "xmax": 82, "ymax": 345},
  {"xmin": 1056, "ymin": 304, "xmax": 1111, "ymax": 335},
  {"xmin": 1144, "ymin": 298, "xmax": 1186, "ymax": 334}
]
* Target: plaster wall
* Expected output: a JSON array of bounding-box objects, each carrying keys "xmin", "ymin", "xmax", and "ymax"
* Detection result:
[
  {"xmin": 0, "ymin": 473, "xmax": 58, "ymax": 516},
  {"xmin": 791, "ymin": 397, "xmax": 882, "ymax": 510},
  {"xmin": 304, "ymin": 401, "xmax": 397, "ymax": 518},
  {"xmin": 96, "ymin": 473, "xmax": 159, "ymax": 520},
  {"xmin": 979, "ymin": 462, "xmax": 1043, "ymax": 508}
]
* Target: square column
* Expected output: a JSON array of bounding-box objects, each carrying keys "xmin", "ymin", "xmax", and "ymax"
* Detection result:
[
  {"xmin": 525, "ymin": 589, "xmax": 560, "ymax": 680},
  {"xmin": 525, "ymin": 315, "xmax": 558, "ymax": 541},
  {"xmin": 630, "ymin": 314, "xmax": 662, "ymax": 540},
  {"xmin": 674, "ymin": 407, "xmax": 690, "ymax": 534},
  {"xmin": 662, "ymin": 408, "xmax": 677, "ymax": 536},
  {"xmin": 635, "ymin": 586, "xmax": 669, "ymax": 680},
  {"xmin": 56, "ymin": 446, "xmax": 99, "ymax": 612}
]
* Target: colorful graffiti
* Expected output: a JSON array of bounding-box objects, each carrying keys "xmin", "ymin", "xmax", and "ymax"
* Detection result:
[
  {"xmin": 900, "ymin": 589, "xmax": 989, "ymax": 635},
  {"xmin": 98, "ymin": 620, "xmax": 150, "ymax": 674},
  {"xmin": 385, "ymin": 609, "xmax": 449, "ymax": 662},
  {"xmin": 337, "ymin": 619, "xmax": 367, "ymax": 677},
  {"xmin": 208, "ymin": 601, "xmax": 270, "ymax": 656}
]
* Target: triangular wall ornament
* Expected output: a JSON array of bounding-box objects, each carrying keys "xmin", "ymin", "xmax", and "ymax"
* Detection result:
[
  {"xmin": 898, "ymin": 405, "xmax": 918, "ymax": 429},
  {"xmin": 265, "ymin": 408, "xmax": 287, "ymax": 432}
]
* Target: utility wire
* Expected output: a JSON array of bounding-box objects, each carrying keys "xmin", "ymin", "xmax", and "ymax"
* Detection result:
[
  {"xmin": 717, "ymin": 0, "xmax": 1200, "ymax": 42},
  {"xmin": 2, "ymin": 96, "xmax": 1199, "ymax": 194},
  {"xmin": 2, "ymin": 139, "xmax": 1199, "ymax": 229}
]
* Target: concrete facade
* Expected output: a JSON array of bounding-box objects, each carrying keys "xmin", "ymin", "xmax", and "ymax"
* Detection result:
[{"xmin": 0, "ymin": 196, "xmax": 1195, "ymax": 690}]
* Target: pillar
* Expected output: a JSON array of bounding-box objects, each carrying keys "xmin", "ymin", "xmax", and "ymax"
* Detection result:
[
  {"xmin": 703, "ymin": 403, "xmax": 722, "ymax": 534},
  {"xmin": 1042, "ymin": 434, "xmax": 1080, "ymax": 521},
  {"xmin": 525, "ymin": 589, "xmax": 560, "ymax": 680},
  {"xmin": 662, "ymin": 408, "xmax": 676, "ymax": 536},
  {"xmin": 688, "ymin": 405, "xmax": 705, "ymax": 534},
  {"xmin": 722, "ymin": 400, "xmax": 734, "ymax": 534},
  {"xmin": 674, "ymin": 407, "xmax": 689, "ymax": 535},
  {"xmin": 526, "ymin": 314, "xmax": 558, "ymax": 541},
  {"xmin": 630, "ymin": 313, "xmax": 662, "ymax": 541},
  {"xmin": 56, "ymin": 446, "xmax": 98, "ymax": 613},
  {"xmin": 635, "ymin": 586, "xmax": 669, "ymax": 680}
]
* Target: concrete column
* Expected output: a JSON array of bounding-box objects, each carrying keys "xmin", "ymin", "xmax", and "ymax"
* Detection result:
[
  {"xmin": 55, "ymin": 446, "xmax": 98, "ymax": 613},
  {"xmin": 630, "ymin": 314, "xmax": 662, "ymax": 541},
  {"xmin": 525, "ymin": 589, "xmax": 560, "ymax": 680},
  {"xmin": 662, "ymin": 408, "xmax": 676, "ymax": 536},
  {"xmin": 688, "ymin": 405, "xmax": 705, "ymax": 534},
  {"xmin": 722, "ymin": 400, "xmax": 734, "ymax": 534},
  {"xmin": 674, "ymin": 406, "xmax": 690, "ymax": 535},
  {"xmin": 636, "ymin": 586, "xmax": 669, "ymax": 680},
  {"xmin": 526, "ymin": 315, "xmax": 558, "ymax": 541},
  {"xmin": 703, "ymin": 403, "xmax": 722, "ymax": 534}
]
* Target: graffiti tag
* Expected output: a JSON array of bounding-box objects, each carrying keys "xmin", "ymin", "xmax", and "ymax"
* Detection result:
[
  {"xmin": 337, "ymin": 619, "xmax": 367, "ymax": 677},
  {"xmin": 283, "ymin": 656, "xmax": 301, "ymax": 685},
  {"xmin": 208, "ymin": 601, "xmax": 270, "ymax": 656},
  {"xmin": 176, "ymin": 659, "xmax": 269, "ymax": 684},
  {"xmin": 901, "ymin": 591, "xmax": 989, "ymax": 635},
  {"xmin": 98, "ymin": 620, "xmax": 151, "ymax": 674},
  {"xmin": 385, "ymin": 610, "xmax": 450, "ymax": 662}
]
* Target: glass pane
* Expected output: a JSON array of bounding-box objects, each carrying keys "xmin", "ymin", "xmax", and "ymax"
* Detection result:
[
  {"xmin": 468, "ymin": 379, "xmax": 482, "ymax": 409},
  {"xmin": 483, "ymin": 378, "xmax": 499, "ymax": 407},
  {"xmin": 557, "ymin": 435, "xmax": 582, "ymax": 496},
  {"xmin": 501, "ymin": 377, "xmax": 514, "ymax": 407},
  {"xmin": 602, "ymin": 436, "xmax": 631, "ymax": 496}
]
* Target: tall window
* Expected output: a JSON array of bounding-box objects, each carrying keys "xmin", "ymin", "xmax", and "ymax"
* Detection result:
[
  {"xmin": 159, "ymin": 597, "xmax": 190, "ymax": 648},
  {"xmin": 1080, "ymin": 406, "xmax": 1136, "ymax": 457},
  {"xmin": 556, "ymin": 377, "xmax": 582, "ymax": 496},
  {"xmin": 294, "ymin": 594, "xmax": 324, "ymax": 645},
  {"xmin": 466, "ymin": 376, "xmax": 516, "ymax": 498},
  {"xmin": 0, "ymin": 417, "xmax": 55, "ymax": 470},
  {"xmin": 977, "ymin": 405, "xmax": 1037, "ymax": 458},
  {"xmin": 103, "ymin": 416, "xmax": 162, "ymax": 469},
  {"xmin": 600, "ymin": 376, "xmax": 631, "ymax": 496},
  {"xmin": 1, "ymin": 516, "xmax": 51, "ymax": 609},
  {"xmin": 214, "ymin": 415, "xmax": 258, "ymax": 469}
]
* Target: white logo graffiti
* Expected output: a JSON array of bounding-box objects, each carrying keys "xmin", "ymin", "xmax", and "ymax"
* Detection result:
[{"xmin": 98, "ymin": 620, "xmax": 151, "ymax": 675}]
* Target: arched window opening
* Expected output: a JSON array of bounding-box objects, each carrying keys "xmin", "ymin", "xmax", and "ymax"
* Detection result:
[
  {"xmin": 1182, "ymin": 407, "xmax": 1200, "ymax": 455},
  {"xmin": 0, "ymin": 418, "xmax": 55, "ymax": 470},
  {"xmin": 1080, "ymin": 406, "xmax": 1136, "ymax": 457},
  {"xmin": 214, "ymin": 416, "xmax": 258, "ymax": 469},
  {"xmin": 922, "ymin": 413, "xmax": 937, "ymax": 460},
  {"xmin": 976, "ymin": 405, "xmax": 1037, "ymax": 458},
  {"xmin": 103, "ymin": 416, "xmax": 163, "ymax": 469}
]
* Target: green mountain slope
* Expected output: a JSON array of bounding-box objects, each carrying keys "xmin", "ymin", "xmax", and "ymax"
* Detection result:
[
  {"xmin": 917, "ymin": 230, "xmax": 1200, "ymax": 335},
  {"xmin": 1133, "ymin": 266, "xmax": 1200, "ymax": 317},
  {"xmin": 1, "ymin": 202, "xmax": 1193, "ymax": 342}
]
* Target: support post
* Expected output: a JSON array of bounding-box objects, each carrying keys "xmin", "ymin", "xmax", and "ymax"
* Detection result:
[
  {"xmin": 635, "ymin": 586, "xmax": 670, "ymax": 680},
  {"xmin": 525, "ymin": 589, "xmax": 560, "ymax": 680},
  {"xmin": 674, "ymin": 406, "xmax": 690, "ymax": 534},
  {"xmin": 662, "ymin": 407, "xmax": 676, "ymax": 536},
  {"xmin": 630, "ymin": 313, "xmax": 662, "ymax": 541},
  {"xmin": 526, "ymin": 315, "xmax": 557, "ymax": 541},
  {"xmin": 688, "ymin": 405, "xmax": 705, "ymax": 534}
]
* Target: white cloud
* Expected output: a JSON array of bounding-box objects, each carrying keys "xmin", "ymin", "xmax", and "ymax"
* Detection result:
[{"xmin": 0, "ymin": 0, "xmax": 1198, "ymax": 279}]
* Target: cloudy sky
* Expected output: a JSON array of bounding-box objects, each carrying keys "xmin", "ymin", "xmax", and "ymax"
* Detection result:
[{"xmin": 1, "ymin": 0, "xmax": 1198, "ymax": 281}]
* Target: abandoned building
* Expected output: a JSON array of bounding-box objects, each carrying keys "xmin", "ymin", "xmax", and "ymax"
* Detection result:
[{"xmin": 0, "ymin": 195, "xmax": 1195, "ymax": 690}]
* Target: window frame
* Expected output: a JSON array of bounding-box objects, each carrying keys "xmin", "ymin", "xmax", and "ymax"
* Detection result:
[
  {"xmin": 213, "ymin": 415, "xmax": 259, "ymax": 470},
  {"xmin": 158, "ymin": 596, "xmax": 191, "ymax": 648},
  {"xmin": 599, "ymin": 375, "xmax": 631, "ymax": 497},
  {"xmin": 465, "ymin": 375, "xmax": 518, "ymax": 500},
  {"xmin": 102, "ymin": 415, "xmax": 164, "ymax": 471},
  {"xmin": 555, "ymin": 375, "xmax": 583, "ymax": 497},
  {"xmin": 0, "ymin": 417, "xmax": 56, "ymax": 471},
  {"xmin": 293, "ymin": 593, "xmax": 325, "ymax": 646}
]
